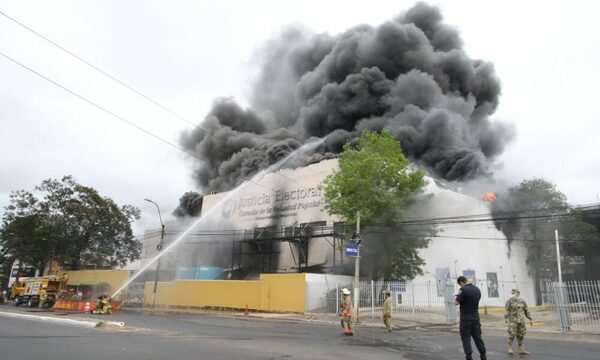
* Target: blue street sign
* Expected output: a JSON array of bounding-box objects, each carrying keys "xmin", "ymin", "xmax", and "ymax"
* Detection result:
[{"xmin": 345, "ymin": 244, "xmax": 358, "ymax": 257}]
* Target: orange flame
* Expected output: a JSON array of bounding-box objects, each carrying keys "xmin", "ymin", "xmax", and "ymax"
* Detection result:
[{"xmin": 482, "ymin": 191, "xmax": 497, "ymax": 202}]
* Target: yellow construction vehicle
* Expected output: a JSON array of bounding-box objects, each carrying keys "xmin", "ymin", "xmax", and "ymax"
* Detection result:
[
  {"xmin": 15, "ymin": 276, "xmax": 61, "ymax": 308},
  {"xmin": 10, "ymin": 281, "xmax": 26, "ymax": 302}
]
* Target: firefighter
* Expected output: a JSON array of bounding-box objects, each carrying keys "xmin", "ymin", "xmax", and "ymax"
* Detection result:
[
  {"xmin": 92, "ymin": 294, "xmax": 112, "ymax": 315},
  {"xmin": 505, "ymin": 289, "xmax": 532, "ymax": 355},
  {"xmin": 340, "ymin": 288, "xmax": 353, "ymax": 336},
  {"xmin": 39, "ymin": 290, "xmax": 46, "ymax": 308},
  {"xmin": 382, "ymin": 290, "xmax": 392, "ymax": 332},
  {"xmin": 60, "ymin": 273, "xmax": 68, "ymax": 290}
]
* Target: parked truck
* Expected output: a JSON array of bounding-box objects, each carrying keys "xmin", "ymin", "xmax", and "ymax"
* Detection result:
[{"xmin": 14, "ymin": 276, "xmax": 61, "ymax": 308}]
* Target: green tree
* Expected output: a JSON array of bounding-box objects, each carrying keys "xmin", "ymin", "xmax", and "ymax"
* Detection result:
[
  {"xmin": 0, "ymin": 190, "xmax": 61, "ymax": 276},
  {"xmin": 494, "ymin": 179, "xmax": 598, "ymax": 304},
  {"xmin": 320, "ymin": 129, "xmax": 433, "ymax": 280},
  {"xmin": 1, "ymin": 176, "xmax": 142, "ymax": 272},
  {"xmin": 0, "ymin": 246, "xmax": 15, "ymax": 287}
]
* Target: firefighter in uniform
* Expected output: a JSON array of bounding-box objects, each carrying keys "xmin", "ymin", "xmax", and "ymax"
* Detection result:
[
  {"xmin": 505, "ymin": 289, "xmax": 532, "ymax": 355},
  {"xmin": 92, "ymin": 294, "xmax": 113, "ymax": 315},
  {"xmin": 340, "ymin": 288, "xmax": 353, "ymax": 336},
  {"xmin": 382, "ymin": 290, "xmax": 392, "ymax": 332}
]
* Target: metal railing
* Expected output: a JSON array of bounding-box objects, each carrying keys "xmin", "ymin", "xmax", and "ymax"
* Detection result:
[
  {"xmin": 547, "ymin": 280, "xmax": 600, "ymax": 333},
  {"xmin": 305, "ymin": 280, "xmax": 457, "ymax": 324}
]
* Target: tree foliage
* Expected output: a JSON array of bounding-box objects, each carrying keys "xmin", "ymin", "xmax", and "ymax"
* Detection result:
[
  {"xmin": 0, "ymin": 246, "xmax": 15, "ymax": 286},
  {"xmin": 321, "ymin": 130, "xmax": 433, "ymax": 280},
  {"xmin": 0, "ymin": 176, "xmax": 141, "ymax": 273},
  {"xmin": 0, "ymin": 190, "xmax": 60, "ymax": 276},
  {"xmin": 493, "ymin": 178, "xmax": 599, "ymax": 303}
]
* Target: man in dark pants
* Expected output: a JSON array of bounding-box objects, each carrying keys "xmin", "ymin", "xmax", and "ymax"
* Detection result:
[{"xmin": 455, "ymin": 276, "xmax": 486, "ymax": 360}]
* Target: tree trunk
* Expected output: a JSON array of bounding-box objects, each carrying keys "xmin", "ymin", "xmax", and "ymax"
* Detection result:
[
  {"xmin": 37, "ymin": 259, "xmax": 46, "ymax": 277},
  {"xmin": 14, "ymin": 262, "xmax": 22, "ymax": 285}
]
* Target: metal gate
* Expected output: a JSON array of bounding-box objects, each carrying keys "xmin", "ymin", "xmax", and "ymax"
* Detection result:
[
  {"xmin": 305, "ymin": 280, "xmax": 457, "ymax": 324},
  {"xmin": 547, "ymin": 281, "xmax": 600, "ymax": 333}
]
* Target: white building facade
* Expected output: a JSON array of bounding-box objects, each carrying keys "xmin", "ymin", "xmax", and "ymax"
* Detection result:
[{"xmin": 198, "ymin": 158, "xmax": 535, "ymax": 306}]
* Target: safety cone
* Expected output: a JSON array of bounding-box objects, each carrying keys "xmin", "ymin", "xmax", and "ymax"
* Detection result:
[{"xmin": 244, "ymin": 304, "xmax": 249, "ymax": 315}]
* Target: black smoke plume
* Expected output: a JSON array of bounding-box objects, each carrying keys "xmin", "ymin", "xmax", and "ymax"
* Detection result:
[
  {"xmin": 180, "ymin": 2, "xmax": 514, "ymax": 193},
  {"xmin": 173, "ymin": 191, "xmax": 203, "ymax": 218}
]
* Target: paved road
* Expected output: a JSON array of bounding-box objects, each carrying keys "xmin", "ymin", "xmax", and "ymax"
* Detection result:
[{"xmin": 0, "ymin": 309, "xmax": 597, "ymax": 360}]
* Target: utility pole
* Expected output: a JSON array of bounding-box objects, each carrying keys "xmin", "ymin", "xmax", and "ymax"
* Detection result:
[
  {"xmin": 554, "ymin": 228, "xmax": 572, "ymax": 330},
  {"xmin": 555, "ymin": 229, "xmax": 562, "ymax": 284},
  {"xmin": 353, "ymin": 211, "xmax": 361, "ymax": 323},
  {"xmin": 145, "ymin": 198, "xmax": 165, "ymax": 308},
  {"xmin": 152, "ymin": 224, "xmax": 165, "ymax": 307}
]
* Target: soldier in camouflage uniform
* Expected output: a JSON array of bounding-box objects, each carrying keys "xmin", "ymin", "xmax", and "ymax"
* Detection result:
[{"xmin": 505, "ymin": 289, "xmax": 533, "ymax": 355}]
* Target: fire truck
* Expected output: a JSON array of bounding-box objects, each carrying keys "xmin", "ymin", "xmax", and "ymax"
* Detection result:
[{"xmin": 14, "ymin": 276, "xmax": 62, "ymax": 308}]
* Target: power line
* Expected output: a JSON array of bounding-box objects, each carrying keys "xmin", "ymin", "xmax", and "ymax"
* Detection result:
[
  {"xmin": 158, "ymin": 231, "xmax": 599, "ymax": 244},
  {"xmin": 0, "ymin": 51, "xmax": 206, "ymax": 162},
  {"xmin": 366, "ymin": 205, "xmax": 598, "ymax": 228},
  {"xmin": 0, "ymin": 9, "xmax": 204, "ymax": 133},
  {"xmin": 0, "ymin": 11, "xmax": 314, "ymax": 194},
  {"xmin": 133, "ymin": 230, "xmax": 163, "ymax": 240},
  {"xmin": 0, "ymin": 51, "xmax": 288, "ymax": 194},
  {"xmin": 157, "ymin": 203, "xmax": 598, "ymax": 241},
  {"xmin": 0, "ymin": 10, "xmax": 333, "ymax": 196},
  {"xmin": 0, "ymin": 9, "xmax": 595, "ymax": 206}
]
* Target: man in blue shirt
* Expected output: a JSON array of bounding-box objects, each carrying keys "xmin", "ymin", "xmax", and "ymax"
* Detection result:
[{"xmin": 455, "ymin": 276, "xmax": 486, "ymax": 360}]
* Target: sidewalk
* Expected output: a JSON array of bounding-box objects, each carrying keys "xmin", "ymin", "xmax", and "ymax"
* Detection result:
[{"xmin": 123, "ymin": 305, "xmax": 600, "ymax": 343}]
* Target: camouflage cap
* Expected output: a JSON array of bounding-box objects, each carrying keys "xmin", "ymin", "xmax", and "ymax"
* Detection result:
[{"xmin": 511, "ymin": 289, "xmax": 520, "ymax": 294}]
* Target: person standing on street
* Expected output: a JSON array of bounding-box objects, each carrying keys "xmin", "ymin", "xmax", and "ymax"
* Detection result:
[
  {"xmin": 382, "ymin": 290, "xmax": 392, "ymax": 332},
  {"xmin": 455, "ymin": 276, "xmax": 486, "ymax": 360},
  {"xmin": 340, "ymin": 288, "xmax": 353, "ymax": 336},
  {"xmin": 505, "ymin": 289, "xmax": 533, "ymax": 355}
]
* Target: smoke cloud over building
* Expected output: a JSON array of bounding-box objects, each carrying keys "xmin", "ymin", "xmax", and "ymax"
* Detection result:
[
  {"xmin": 173, "ymin": 191, "xmax": 203, "ymax": 218},
  {"xmin": 179, "ymin": 2, "xmax": 514, "ymax": 194}
]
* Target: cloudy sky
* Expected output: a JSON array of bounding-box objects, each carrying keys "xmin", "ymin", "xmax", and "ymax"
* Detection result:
[{"xmin": 1, "ymin": 0, "xmax": 599, "ymax": 233}]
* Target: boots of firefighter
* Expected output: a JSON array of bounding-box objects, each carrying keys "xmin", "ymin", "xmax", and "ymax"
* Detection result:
[
  {"xmin": 518, "ymin": 345, "xmax": 530, "ymax": 355},
  {"xmin": 507, "ymin": 340, "xmax": 514, "ymax": 355}
]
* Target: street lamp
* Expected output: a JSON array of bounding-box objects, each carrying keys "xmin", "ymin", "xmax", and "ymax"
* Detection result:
[{"xmin": 144, "ymin": 198, "xmax": 165, "ymax": 308}]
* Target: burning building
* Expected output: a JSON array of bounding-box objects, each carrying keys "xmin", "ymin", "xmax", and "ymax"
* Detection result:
[
  {"xmin": 160, "ymin": 3, "xmax": 534, "ymax": 305},
  {"xmin": 170, "ymin": 158, "xmax": 533, "ymax": 306}
]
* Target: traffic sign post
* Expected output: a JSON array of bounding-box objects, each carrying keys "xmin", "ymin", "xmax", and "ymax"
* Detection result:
[{"xmin": 345, "ymin": 244, "xmax": 358, "ymax": 257}]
